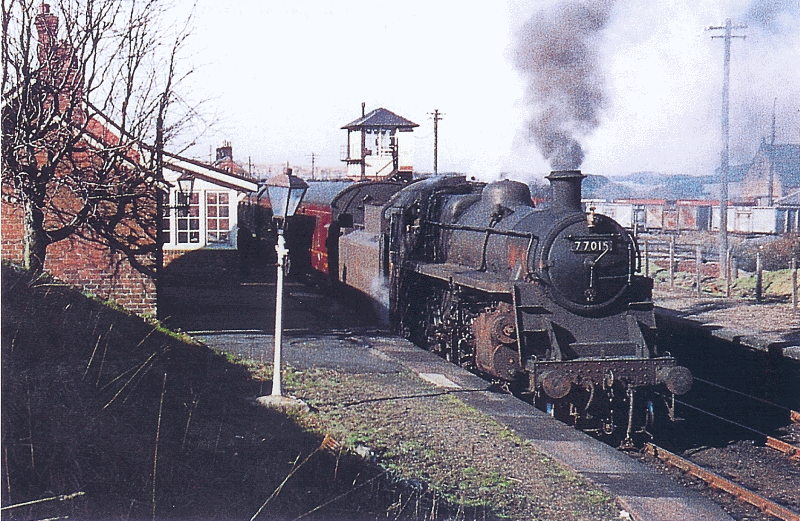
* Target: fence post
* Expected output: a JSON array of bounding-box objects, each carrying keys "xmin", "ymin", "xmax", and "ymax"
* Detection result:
[
  {"xmin": 755, "ymin": 250, "xmax": 763, "ymax": 304},
  {"xmin": 644, "ymin": 239, "xmax": 650, "ymax": 278},
  {"xmin": 792, "ymin": 256, "xmax": 797, "ymax": 312},
  {"xmin": 669, "ymin": 236, "xmax": 675, "ymax": 290},
  {"xmin": 695, "ymin": 244, "xmax": 702, "ymax": 297},
  {"xmin": 731, "ymin": 255, "xmax": 738, "ymax": 280},
  {"xmin": 725, "ymin": 247, "xmax": 732, "ymax": 298}
]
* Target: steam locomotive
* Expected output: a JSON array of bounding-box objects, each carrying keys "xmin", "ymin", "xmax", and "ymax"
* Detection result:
[{"xmin": 290, "ymin": 170, "xmax": 692, "ymax": 442}]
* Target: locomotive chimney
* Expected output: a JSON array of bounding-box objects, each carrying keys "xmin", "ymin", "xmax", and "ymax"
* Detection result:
[{"xmin": 546, "ymin": 170, "xmax": 585, "ymax": 211}]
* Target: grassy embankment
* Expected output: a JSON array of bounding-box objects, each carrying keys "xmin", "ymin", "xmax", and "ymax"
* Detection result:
[{"xmin": 1, "ymin": 263, "xmax": 483, "ymax": 520}]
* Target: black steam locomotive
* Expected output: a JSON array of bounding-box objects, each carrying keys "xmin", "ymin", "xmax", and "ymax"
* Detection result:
[{"xmin": 298, "ymin": 170, "xmax": 692, "ymax": 441}]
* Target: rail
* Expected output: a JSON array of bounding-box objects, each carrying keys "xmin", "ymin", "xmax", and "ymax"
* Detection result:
[
  {"xmin": 643, "ymin": 443, "xmax": 800, "ymax": 521},
  {"xmin": 668, "ymin": 395, "xmax": 800, "ymax": 463}
]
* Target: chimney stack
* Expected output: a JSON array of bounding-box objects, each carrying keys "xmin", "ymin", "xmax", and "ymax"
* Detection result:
[
  {"xmin": 35, "ymin": 4, "xmax": 59, "ymax": 57},
  {"xmin": 546, "ymin": 170, "xmax": 585, "ymax": 211},
  {"xmin": 33, "ymin": 3, "xmax": 84, "ymax": 120},
  {"xmin": 216, "ymin": 141, "xmax": 233, "ymax": 161}
]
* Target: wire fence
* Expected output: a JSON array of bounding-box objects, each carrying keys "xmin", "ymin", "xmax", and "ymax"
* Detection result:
[{"xmin": 640, "ymin": 237, "xmax": 798, "ymax": 310}]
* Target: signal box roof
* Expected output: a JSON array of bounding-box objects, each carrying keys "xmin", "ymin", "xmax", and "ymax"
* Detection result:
[{"xmin": 342, "ymin": 108, "xmax": 418, "ymax": 130}]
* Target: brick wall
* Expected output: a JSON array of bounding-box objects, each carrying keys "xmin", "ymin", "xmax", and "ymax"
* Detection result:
[
  {"xmin": 1, "ymin": 196, "xmax": 25, "ymax": 262},
  {"xmin": 162, "ymin": 249, "xmax": 241, "ymax": 287},
  {"xmin": 1, "ymin": 197, "xmax": 157, "ymax": 317}
]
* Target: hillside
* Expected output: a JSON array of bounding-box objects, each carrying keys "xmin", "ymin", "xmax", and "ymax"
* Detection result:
[{"xmin": 583, "ymin": 172, "xmax": 715, "ymax": 200}]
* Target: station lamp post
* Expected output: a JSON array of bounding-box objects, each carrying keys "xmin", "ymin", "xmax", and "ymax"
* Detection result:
[
  {"xmin": 163, "ymin": 172, "xmax": 195, "ymax": 215},
  {"xmin": 174, "ymin": 173, "xmax": 195, "ymax": 214},
  {"xmin": 260, "ymin": 168, "xmax": 308, "ymax": 405}
]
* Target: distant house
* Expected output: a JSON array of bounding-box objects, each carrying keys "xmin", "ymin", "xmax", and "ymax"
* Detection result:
[
  {"xmin": 741, "ymin": 141, "xmax": 800, "ymax": 205},
  {"xmin": 341, "ymin": 106, "xmax": 418, "ymax": 180},
  {"xmin": 1, "ymin": 5, "xmax": 257, "ymax": 316},
  {"xmin": 213, "ymin": 141, "xmax": 251, "ymax": 177}
]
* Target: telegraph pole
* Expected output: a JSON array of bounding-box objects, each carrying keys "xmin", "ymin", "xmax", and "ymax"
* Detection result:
[
  {"xmin": 708, "ymin": 18, "xmax": 746, "ymax": 280},
  {"xmin": 428, "ymin": 109, "xmax": 444, "ymax": 175},
  {"xmin": 307, "ymin": 152, "xmax": 319, "ymax": 180}
]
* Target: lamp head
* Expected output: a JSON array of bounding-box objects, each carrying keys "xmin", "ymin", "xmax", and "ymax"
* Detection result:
[
  {"xmin": 176, "ymin": 173, "xmax": 195, "ymax": 200},
  {"xmin": 263, "ymin": 170, "xmax": 308, "ymax": 221}
]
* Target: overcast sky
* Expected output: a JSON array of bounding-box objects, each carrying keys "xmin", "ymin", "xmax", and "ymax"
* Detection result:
[{"xmin": 176, "ymin": 0, "xmax": 800, "ymax": 182}]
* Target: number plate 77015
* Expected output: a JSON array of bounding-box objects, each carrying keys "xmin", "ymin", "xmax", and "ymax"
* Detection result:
[{"xmin": 570, "ymin": 238, "xmax": 613, "ymax": 253}]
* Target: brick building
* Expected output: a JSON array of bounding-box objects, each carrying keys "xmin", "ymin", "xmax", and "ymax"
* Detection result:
[
  {"xmin": 213, "ymin": 141, "xmax": 251, "ymax": 177},
  {"xmin": 2, "ymin": 4, "xmax": 257, "ymax": 316},
  {"xmin": 2, "ymin": 133, "xmax": 257, "ymax": 317}
]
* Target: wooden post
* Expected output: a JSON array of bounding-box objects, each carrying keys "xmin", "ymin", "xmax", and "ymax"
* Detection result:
[
  {"xmin": 695, "ymin": 244, "xmax": 702, "ymax": 297},
  {"xmin": 731, "ymin": 255, "xmax": 738, "ymax": 280},
  {"xmin": 725, "ymin": 247, "xmax": 732, "ymax": 297},
  {"xmin": 755, "ymin": 250, "xmax": 763, "ymax": 304},
  {"xmin": 669, "ymin": 236, "xmax": 675, "ymax": 290}
]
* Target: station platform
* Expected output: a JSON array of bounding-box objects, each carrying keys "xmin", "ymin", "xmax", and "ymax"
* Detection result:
[
  {"xmin": 653, "ymin": 286, "xmax": 800, "ymax": 361},
  {"xmin": 165, "ymin": 280, "xmax": 736, "ymax": 521}
]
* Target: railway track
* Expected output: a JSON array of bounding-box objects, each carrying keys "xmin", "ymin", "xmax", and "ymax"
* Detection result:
[
  {"xmin": 638, "ymin": 369, "xmax": 800, "ymax": 521},
  {"xmin": 693, "ymin": 376, "xmax": 800, "ymax": 427},
  {"xmin": 643, "ymin": 443, "xmax": 800, "ymax": 521},
  {"xmin": 677, "ymin": 376, "xmax": 800, "ymax": 461},
  {"xmin": 670, "ymin": 395, "xmax": 800, "ymax": 462}
]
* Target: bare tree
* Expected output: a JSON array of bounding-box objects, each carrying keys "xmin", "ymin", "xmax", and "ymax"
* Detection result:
[{"xmin": 1, "ymin": 0, "xmax": 196, "ymax": 276}]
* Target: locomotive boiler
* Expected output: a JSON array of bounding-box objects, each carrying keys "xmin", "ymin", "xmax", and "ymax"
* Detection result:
[{"xmin": 327, "ymin": 170, "xmax": 692, "ymax": 441}]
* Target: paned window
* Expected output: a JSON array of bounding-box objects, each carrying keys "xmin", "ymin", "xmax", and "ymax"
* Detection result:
[
  {"xmin": 206, "ymin": 192, "xmax": 230, "ymax": 243},
  {"xmin": 176, "ymin": 192, "xmax": 200, "ymax": 244},
  {"xmin": 161, "ymin": 192, "xmax": 171, "ymax": 244}
]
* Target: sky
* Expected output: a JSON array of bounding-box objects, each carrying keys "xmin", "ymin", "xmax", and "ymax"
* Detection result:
[{"xmin": 174, "ymin": 0, "xmax": 800, "ymax": 182}]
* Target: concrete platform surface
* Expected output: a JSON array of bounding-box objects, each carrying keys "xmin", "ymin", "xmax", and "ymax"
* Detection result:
[{"xmin": 195, "ymin": 328, "xmax": 735, "ymax": 521}]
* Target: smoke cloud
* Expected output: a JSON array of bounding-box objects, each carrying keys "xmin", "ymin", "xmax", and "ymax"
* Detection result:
[
  {"xmin": 514, "ymin": 0, "xmax": 616, "ymax": 171},
  {"xmin": 743, "ymin": 0, "xmax": 799, "ymax": 33},
  {"xmin": 728, "ymin": 0, "xmax": 800, "ymax": 163}
]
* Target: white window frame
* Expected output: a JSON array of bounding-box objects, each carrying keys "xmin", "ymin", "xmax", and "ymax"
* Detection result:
[{"xmin": 162, "ymin": 187, "xmax": 238, "ymax": 250}]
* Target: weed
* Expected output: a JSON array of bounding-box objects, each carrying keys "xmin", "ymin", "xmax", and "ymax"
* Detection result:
[
  {"xmin": 585, "ymin": 489, "xmax": 610, "ymax": 504},
  {"xmin": 282, "ymin": 366, "xmax": 301, "ymax": 388}
]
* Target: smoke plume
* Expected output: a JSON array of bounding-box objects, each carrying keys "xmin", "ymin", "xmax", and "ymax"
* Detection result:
[
  {"xmin": 514, "ymin": 0, "xmax": 616, "ymax": 170},
  {"xmin": 743, "ymin": 0, "xmax": 799, "ymax": 33}
]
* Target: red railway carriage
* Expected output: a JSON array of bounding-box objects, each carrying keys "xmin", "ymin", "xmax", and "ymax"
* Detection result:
[
  {"xmin": 291, "ymin": 180, "xmax": 354, "ymax": 276},
  {"xmin": 285, "ymin": 177, "xmax": 413, "ymax": 280}
]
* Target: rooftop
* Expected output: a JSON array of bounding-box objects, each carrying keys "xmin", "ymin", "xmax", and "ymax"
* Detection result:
[{"xmin": 342, "ymin": 108, "xmax": 418, "ymax": 130}]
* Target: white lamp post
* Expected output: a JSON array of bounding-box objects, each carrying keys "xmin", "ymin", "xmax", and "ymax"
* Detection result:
[{"xmin": 260, "ymin": 168, "xmax": 307, "ymax": 404}]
